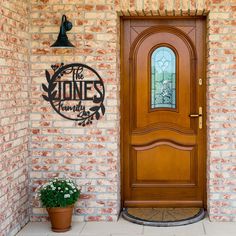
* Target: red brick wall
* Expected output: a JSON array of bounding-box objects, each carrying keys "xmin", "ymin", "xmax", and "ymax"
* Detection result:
[
  {"xmin": 206, "ymin": 0, "xmax": 236, "ymax": 221},
  {"xmin": 29, "ymin": 0, "xmax": 236, "ymax": 222},
  {"xmin": 30, "ymin": 0, "xmax": 120, "ymax": 222},
  {"xmin": 1, "ymin": 1, "xmax": 236, "ymax": 234},
  {"xmin": 30, "ymin": 0, "xmax": 236, "ymax": 221},
  {"xmin": 0, "ymin": 0, "xmax": 30, "ymax": 235}
]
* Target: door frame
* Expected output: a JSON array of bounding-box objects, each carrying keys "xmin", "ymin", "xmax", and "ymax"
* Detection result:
[{"xmin": 120, "ymin": 16, "xmax": 207, "ymax": 209}]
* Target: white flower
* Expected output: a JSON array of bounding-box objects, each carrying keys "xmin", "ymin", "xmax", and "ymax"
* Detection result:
[
  {"xmin": 74, "ymin": 189, "xmax": 77, "ymax": 192},
  {"xmin": 58, "ymin": 187, "xmax": 61, "ymax": 190},
  {"xmin": 64, "ymin": 194, "xmax": 70, "ymax": 199},
  {"xmin": 65, "ymin": 188, "xmax": 68, "ymax": 190},
  {"xmin": 69, "ymin": 190, "xmax": 73, "ymax": 194},
  {"xmin": 42, "ymin": 183, "xmax": 50, "ymax": 189}
]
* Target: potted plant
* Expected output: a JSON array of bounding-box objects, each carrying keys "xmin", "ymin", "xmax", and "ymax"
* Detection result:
[{"xmin": 39, "ymin": 178, "xmax": 80, "ymax": 232}]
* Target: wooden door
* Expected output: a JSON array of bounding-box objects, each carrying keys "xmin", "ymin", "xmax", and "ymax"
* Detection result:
[{"xmin": 121, "ymin": 18, "xmax": 206, "ymax": 208}]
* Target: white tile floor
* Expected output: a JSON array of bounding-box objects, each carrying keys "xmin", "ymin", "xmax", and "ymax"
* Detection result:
[{"xmin": 16, "ymin": 217, "xmax": 236, "ymax": 236}]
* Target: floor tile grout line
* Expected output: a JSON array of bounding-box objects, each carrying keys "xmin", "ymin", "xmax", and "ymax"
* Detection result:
[
  {"xmin": 78, "ymin": 222, "xmax": 87, "ymax": 235},
  {"xmin": 202, "ymin": 221, "xmax": 207, "ymax": 235},
  {"xmin": 141, "ymin": 225, "xmax": 144, "ymax": 235}
]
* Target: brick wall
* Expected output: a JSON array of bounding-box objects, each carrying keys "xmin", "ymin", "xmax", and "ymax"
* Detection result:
[
  {"xmin": 0, "ymin": 0, "xmax": 30, "ymax": 235},
  {"xmin": 30, "ymin": 0, "xmax": 120, "ymax": 222},
  {"xmin": 0, "ymin": 1, "xmax": 235, "ymax": 233},
  {"xmin": 29, "ymin": 0, "xmax": 236, "ymax": 222},
  {"xmin": 206, "ymin": 0, "xmax": 236, "ymax": 221}
]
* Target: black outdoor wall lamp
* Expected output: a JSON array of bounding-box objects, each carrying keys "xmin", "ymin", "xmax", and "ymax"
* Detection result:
[{"xmin": 51, "ymin": 15, "xmax": 75, "ymax": 48}]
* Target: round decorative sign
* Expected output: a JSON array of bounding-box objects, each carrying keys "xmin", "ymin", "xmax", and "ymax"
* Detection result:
[{"xmin": 42, "ymin": 63, "xmax": 105, "ymax": 126}]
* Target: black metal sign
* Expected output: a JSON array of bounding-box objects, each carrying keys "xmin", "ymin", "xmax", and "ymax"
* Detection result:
[{"xmin": 42, "ymin": 63, "xmax": 105, "ymax": 126}]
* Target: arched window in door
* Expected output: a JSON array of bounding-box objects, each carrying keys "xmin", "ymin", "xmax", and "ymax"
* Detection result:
[{"xmin": 151, "ymin": 46, "xmax": 176, "ymax": 109}]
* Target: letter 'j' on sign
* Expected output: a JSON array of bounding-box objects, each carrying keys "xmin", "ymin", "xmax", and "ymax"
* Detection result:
[{"xmin": 42, "ymin": 63, "xmax": 105, "ymax": 126}]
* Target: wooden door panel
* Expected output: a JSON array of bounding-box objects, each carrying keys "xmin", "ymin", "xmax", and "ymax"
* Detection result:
[
  {"xmin": 121, "ymin": 18, "xmax": 206, "ymax": 208},
  {"xmin": 133, "ymin": 144, "xmax": 194, "ymax": 183}
]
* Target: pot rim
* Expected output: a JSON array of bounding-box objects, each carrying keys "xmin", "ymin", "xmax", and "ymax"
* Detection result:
[{"xmin": 46, "ymin": 205, "xmax": 74, "ymax": 211}]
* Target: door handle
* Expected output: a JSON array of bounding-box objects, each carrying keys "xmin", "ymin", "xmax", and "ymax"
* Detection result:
[
  {"xmin": 189, "ymin": 107, "xmax": 203, "ymax": 129},
  {"xmin": 189, "ymin": 114, "xmax": 201, "ymax": 118}
]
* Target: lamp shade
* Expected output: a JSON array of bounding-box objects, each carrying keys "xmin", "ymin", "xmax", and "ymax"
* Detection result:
[{"xmin": 51, "ymin": 15, "xmax": 75, "ymax": 48}]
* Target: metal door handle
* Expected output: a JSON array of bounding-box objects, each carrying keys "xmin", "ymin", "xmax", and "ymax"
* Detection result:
[
  {"xmin": 189, "ymin": 107, "xmax": 203, "ymax": 129},
  {"xmin": 189, "ymin": 114, "xmax": 202, "ymax": 118}
]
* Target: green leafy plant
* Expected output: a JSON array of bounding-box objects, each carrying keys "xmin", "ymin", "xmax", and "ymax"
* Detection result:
[{"xmin": 39, "ymin": 178, "xmax": 80, "ymax": 208}]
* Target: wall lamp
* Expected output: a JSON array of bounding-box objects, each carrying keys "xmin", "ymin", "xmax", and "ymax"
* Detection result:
[{"xmin": 51, "ymin": 15, "xmax": 75, "ymax": 48}]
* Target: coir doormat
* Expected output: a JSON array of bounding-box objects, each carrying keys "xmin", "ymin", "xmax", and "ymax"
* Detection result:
[{"xmin": 122, "ymin": 208, "xmax": 205, "ymax": 227}]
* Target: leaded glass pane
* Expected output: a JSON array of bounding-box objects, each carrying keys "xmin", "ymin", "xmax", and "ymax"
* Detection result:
[{"xmin": 151, "ymin": 47, "xmax": 176, "ymax": 109}]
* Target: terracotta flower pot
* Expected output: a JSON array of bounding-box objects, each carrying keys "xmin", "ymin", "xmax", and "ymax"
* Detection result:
[{"xmin": 47, "ymin": 205, "xmax": 74, "ymax": 232}]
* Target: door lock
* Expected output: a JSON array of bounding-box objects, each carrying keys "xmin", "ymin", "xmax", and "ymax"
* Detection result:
[{"xmin": 189, "ymin": 107, "xmax": 203, "ymax": 129}]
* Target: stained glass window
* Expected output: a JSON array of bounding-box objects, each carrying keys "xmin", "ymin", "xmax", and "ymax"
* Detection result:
[{"xmin": 151, "ymin": 47, "xmax": 176, "ymax": 109}]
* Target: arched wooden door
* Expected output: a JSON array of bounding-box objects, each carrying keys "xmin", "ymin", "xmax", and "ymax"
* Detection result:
[{"xmin": 121, "ymin": 18, "xmax": 206, "ymax": 208}]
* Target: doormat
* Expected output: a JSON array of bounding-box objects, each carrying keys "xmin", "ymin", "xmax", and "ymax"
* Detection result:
[{"xmin": 122, "ymin": 208, "xmax": 205, "ymax": 227}]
